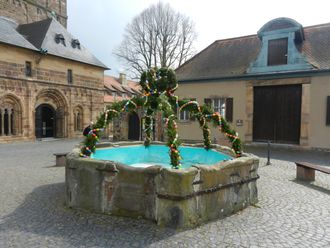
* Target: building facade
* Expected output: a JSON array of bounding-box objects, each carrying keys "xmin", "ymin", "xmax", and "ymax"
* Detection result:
[
  {"xmin": 103, "ymin": 73, "xmax": 163, "ymax": 142},
  {"xmin": 176, "ymin": 18, "xmax": 330, "ymax": 150},
  {"xmin": 0, "ymin": 0, "xmax": 67, "ymax": 27},
  {"xmin": 0, "ymin": 16, "xmax": 107, "ymax": 142}
]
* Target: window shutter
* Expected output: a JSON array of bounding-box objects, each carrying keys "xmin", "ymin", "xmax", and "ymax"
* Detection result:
[
  {"xmin": 204, "ymin": 98, "xmax": 211, "ymax": 106},
  {"xmin": 327, "ymin": 96, "xmax": 330, "ymax": 125},
  {"xmin": 225, "ymin": 98, "xmax": 233, "ymax": 122}
]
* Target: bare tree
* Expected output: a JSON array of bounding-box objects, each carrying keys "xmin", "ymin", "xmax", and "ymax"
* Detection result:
[{"xmin": 114, "ymin": 2, "xmax": 197, "ymax": 78}]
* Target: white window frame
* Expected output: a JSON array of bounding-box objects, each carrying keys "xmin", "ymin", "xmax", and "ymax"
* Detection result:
[
  {"xmin": 212, "ymin": 98, "xmax": 226, "ymax": 117},
  {"xmin": 179, "ymin": 110, "xmax": 190, "ymax": 121}
]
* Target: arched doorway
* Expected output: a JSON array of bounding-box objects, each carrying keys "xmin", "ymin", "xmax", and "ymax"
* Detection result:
[
  {"xmin": 35, "ymin": 104, "xmax": 56, "ymax": 138},
  {"xmin": 128, "ymin": 112, "xmax": 140, "ymax": 140},
  {"xmin": 35, "ymin": 89, "xmax": 68, "ymax": 138}
]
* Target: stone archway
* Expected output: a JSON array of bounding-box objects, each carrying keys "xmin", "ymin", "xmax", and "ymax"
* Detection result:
[
  {"xmin": 35, "ymin": 104, "xmax": 56, "ymax": 138},
  {"xmin": 0, "ymin": 93, "xmax": 23, "ymax": 137},
  {"xmin": 35, "ymin": 89, "xmax": 68, "ymax": 138}
]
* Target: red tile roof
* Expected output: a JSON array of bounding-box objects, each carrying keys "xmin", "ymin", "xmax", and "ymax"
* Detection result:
[{"xmin": 104, "ymin": 75, "xmax": 141, "ymax": 103}]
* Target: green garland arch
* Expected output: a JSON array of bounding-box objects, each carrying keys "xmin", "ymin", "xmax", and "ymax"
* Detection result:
[{"xmin": 80, "ymin": 67, "xmax": 242, "ymax": 169}]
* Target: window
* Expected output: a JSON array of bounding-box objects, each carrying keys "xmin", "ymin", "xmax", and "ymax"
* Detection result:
[
  {"xmin": 0, "ymin": 108, "xmax": 13, "ymax": 135},
  {"xmin": 267, "ymin": 38, "xmax": 288, "ymax": 66},
  {"xmin": 67, "ymin": 69, "xmax": 73, "ymax": 84},
  {"xmin": 55, "ymin": 34, "xmax": 66, "ymax": 46},
  {"xmin": 71, "ymin": 39, "xmax": 81, "ymax": 49},
  {"xmin": 204, "ymin": 97, "xmax": 233, "ymax": 122},
  {"xmin": 179, "ymin": 110, "xmax": 190, "ymax": 121},
  {"xmin": 327, "ymin": 96, "xmax": 330, "ymax": 126},
  {"xmin": 25, "ymin": 61, "xmax": 32, "ymax": 77},
  {"xmin": 179, "ymin": 98, "xmax": 196, "ymax": 121}
]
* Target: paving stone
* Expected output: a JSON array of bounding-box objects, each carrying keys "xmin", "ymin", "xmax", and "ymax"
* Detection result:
[{"xmin": 0, "ymin": 139, "xmax": 329, "ymax": 247}]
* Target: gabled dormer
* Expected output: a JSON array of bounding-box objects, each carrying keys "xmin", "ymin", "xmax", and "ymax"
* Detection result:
[{"xmin": 248, "ymin": 17, "xmax": 313, "ymax": 74}]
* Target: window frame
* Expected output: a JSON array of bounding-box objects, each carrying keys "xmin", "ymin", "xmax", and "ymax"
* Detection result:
[
  {"xmin": 204, "ymin": 97, "xmax": 233, "ymax": 123},
  {"xmin": 267, "ymin": 38, "xmax": 288, "ymax": 66},
  {"xmin": 67, "ymin": 69, "xmax": 73, "ymax": 84},
  {"xmin": 25, "ymin": 61, "xmax": 32, "ymax": 77}
]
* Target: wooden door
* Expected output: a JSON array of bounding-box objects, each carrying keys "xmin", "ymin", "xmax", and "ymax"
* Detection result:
[{"xmin": 253, "ymin": 84, "xmax": 302, "ymax": 144}]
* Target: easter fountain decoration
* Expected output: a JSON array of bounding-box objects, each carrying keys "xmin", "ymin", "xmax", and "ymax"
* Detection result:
[{"xmin": 66, "ymin": 68, "xmax": 259, "ymax": 228}]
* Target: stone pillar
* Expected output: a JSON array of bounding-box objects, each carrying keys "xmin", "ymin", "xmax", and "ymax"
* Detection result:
[
  {"xmin": 300, "ymin": 83, "xmax": 310, "ymax": 146},
  {"xmin": 245, "ymin": 82, "xmax": 253, "ymax": 142},
  {"xmin": 8, "ymin": 109, "xmax": 12, "ymax": 135},
  {"xmin": 1, "ymin": 109, "xmax": 4, "ymax": 135}
]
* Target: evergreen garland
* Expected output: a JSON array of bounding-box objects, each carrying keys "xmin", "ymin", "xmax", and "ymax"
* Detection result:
[{"xmin": 80, "ymin": 67, "xmax": 242, "ymax": 168}]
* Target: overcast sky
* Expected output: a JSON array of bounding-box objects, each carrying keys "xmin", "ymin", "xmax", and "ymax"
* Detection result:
[{"xmin": 67, "ymin": 0, "xmax": 330, "ymax": 78}]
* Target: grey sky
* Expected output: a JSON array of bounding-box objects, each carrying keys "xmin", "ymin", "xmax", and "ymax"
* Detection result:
[{"xmin": 67, "ymin": 0, "xmax": 330, "ymax": 78}]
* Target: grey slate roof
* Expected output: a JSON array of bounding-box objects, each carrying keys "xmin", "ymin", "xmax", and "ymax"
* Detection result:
[
  {"xmin": 176, "ymin": 22, "xmax": 330, "ymax": 81},
  {"xmin": 0, "ymin": 16, "xmax": 108, "ymax": 69},
  {"xmin": 16, "ymin": 18, "xmax": 52, "ymax": 49},
  {"xmin": 0, "ymin": 17, "xmax": 38, "ymax": 51}
]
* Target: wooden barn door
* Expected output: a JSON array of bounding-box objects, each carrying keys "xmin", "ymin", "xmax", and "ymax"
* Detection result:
[{"xmin": 253, "ymin": 84, "xmax": 302, "ymax": 144}]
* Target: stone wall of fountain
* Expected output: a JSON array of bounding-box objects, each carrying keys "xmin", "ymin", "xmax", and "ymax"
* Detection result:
[{"xmin": 66, "ymin": 142, "xmax": 259, "ymax": 228}]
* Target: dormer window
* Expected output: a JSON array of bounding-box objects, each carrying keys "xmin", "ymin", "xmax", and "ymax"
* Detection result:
[
  {"xmin": 71, "ymin": 39, "xmax": 81, "ymax": 49},
  {"xmin": 55, "ymin": 34, "xmax": 66, "ymax": 46},
  {"xmin": 247, "ymin": 18, "xmax": 313, "ymax": 74},
  {"xmin": 267, "ymin": 38, "xmax": 288, "ymax": 66}
]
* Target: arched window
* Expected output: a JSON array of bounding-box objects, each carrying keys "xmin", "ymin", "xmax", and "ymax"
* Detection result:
[{"xmin": 0, "ymin": 95, "xmax": 22, "ymax": 137}]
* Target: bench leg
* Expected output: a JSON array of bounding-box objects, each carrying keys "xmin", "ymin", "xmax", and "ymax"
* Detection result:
[{"xmin": 296, "ymin": 166, "xmax": 315, "ymax": 181}]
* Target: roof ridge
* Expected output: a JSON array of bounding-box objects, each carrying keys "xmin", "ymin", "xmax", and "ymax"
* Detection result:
[
  {"xmin": 303, "ymin": 22, "xmax": 330, "ymax": 30},
  {"xmin": 214, "ymin": 34, "xmax": 258, "ymax": 43}
]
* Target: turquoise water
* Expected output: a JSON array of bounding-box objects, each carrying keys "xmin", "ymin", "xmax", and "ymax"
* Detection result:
[{"xmin": 92, "ymin": 145, "xmax": 232, "ymax": 169}]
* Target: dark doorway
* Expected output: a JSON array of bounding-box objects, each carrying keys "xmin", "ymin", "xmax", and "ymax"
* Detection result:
[
  {"xmin": 253, "ymin": 84, "xmax": 302, "ymax": 144},
  {"xmin": 128, "ymin": 112, "xmax": 140, "ymax": 140},
  {"xmin": 35, "ymin": 104, "xmax": 56, "ymax": 138}
]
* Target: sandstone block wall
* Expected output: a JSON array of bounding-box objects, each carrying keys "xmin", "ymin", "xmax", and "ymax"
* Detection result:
[
  {"xmin": 66, "ymin": 143, "xmax": 259, "ymax": 229},
  {"xmin": 0, "ymin": 0, "xmax": 67, "ymax": 27}
]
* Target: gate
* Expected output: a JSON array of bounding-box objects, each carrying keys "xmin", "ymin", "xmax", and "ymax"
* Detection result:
[{"xmin": 253, "ymin": 84, "xmax": 302, "ymax": 144}]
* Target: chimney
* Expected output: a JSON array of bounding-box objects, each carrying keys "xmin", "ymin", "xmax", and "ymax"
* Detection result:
[{"xmin": 119, "ymin": 73, "xmax": 127, "ymax": 85}]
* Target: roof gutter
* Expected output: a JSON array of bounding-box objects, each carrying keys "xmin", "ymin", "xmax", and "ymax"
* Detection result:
[{"xmin": 178, "ymin": 69, "xmax": 330, "ymax": 83}]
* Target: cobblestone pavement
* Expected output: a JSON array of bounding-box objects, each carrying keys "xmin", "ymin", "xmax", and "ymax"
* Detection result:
[{"xmin": 0, "ymin": 139, "xmax": 329, "ymax": 248}]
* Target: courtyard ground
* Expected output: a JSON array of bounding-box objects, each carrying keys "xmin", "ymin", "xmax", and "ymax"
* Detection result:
[{"xmin": 0, "ymin": 139, "xmax": 329, "ymax": 247}]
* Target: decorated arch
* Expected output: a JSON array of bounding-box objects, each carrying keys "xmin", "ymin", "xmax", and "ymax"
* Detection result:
[{"xmin": 81, "ymin": 68, "xmax": 242, "ymax": 169}]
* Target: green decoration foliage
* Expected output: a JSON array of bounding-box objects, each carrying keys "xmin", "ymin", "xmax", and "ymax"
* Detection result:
[{"xmin": 80, "ymin": 67, "xmax": 242, "ymax": 168}]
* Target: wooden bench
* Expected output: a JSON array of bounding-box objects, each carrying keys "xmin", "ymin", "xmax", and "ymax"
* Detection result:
[
  {"xmin": 295, "ymin": 161, "xmax": 330, "ymax": 181},
  {"xmin": 54, "ymin": 152, "xmax": 68, "ymax": 167}
]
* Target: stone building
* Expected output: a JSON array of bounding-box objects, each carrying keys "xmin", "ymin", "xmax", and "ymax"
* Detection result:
[
  {"xmin": 104, "ymin": 73, "xmax": 141, "ymax": 141},
  {"xmin": 0, "ymin": 16, "xmax": 107, "ymax": 142},
  {"xmin": 103, "ymin": 73, "xmax": 163, "ymax": 142},
  {"xmin": 176, "ymin": 17, "xmax": 330, "ymax": 150},
  {"xmin": 0, "ymin": 0, "xmax": 67, "ymax": 27}
]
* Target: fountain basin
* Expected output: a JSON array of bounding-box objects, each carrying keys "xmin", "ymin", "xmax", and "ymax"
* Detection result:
[
  {"xmin": 66, "ymin": 142, "xmax": 259, "ymax": 228},
  {"xmin": 91, "ymin": 145, "xmax": 232, "ymax": 168}
]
